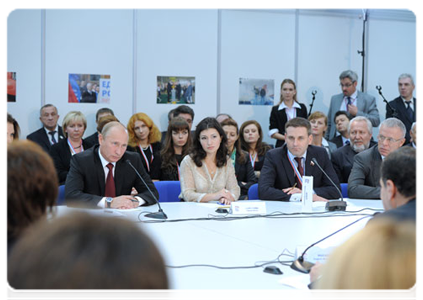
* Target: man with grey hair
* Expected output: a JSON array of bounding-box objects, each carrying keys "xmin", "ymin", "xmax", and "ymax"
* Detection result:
[
  {"xmin": 386, "ymin": 73, "xmax": 416, "ymax": 144},
  {"xmin": 27, "ymin": 104, "xmax": 65, "ymax": 153},
  {"xmin": 331, "ymin": 116, "xmax": 376, "ymax": 183},
  {"xmin": 348, "ymin": 118, "xmax": 406, "ymax": 199},
  {"xmin": 409, "ymin": 122, "xmax": 416, "ymax": 148},
  {"xmin": 65, "ymin": 121, "xmax": 158, "ymax": 208},
  {"xmin": 326, "ymin": 70, "xmax": 380, "ymax": 140}
]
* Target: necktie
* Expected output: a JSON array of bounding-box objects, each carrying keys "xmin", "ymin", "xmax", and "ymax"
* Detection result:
[
  {"xmin": 405, "ymin": 101, "xmax": 414, "ymax": 121},
  {"xmin": 345, "ymin": 140, "xmax": 350, "ymax": 146},
  {"xmin": 346, "ymin": 97, "xmax": 352, "ymax": 112},
  {"xmin": 105, "ymin": 163, "xmax": 116, "ymax": 197},
  {"xmin": 294, "ymin": 157, "xmax": 304, "ymax": 189},
  {"xmin": 48, "ymin": 131, "xmax": 57, "ymax": 144}
]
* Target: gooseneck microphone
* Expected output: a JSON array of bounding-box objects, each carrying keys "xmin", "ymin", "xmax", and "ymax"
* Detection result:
[
  {"xmin": 126, "ymin": 160, "xmax": 168, "ymax": 220},
  {"xmin": 291, "ymin": 214, "xmax": 375, "ymax": 274},
  {"xmin": 376, "ymin": 85, "xmax": 398, "ymax": 118},
  {"xmin": 311, "ymin": 158, "xmax": 346, "ymax": 212}
]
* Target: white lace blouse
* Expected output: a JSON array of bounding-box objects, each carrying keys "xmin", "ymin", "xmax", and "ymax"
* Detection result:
[{"xmin": 179, "ymin": 155, "xmax": 241, "ymax": 202}]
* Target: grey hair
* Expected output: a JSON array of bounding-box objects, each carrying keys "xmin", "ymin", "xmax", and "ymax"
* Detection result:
[
  {"xmin": 398, "ymin": 73, "xmax": 415, "ymax": 86},
  {"xmin": 348, "ymin": 116, "xmax": 372, "ymax": 135},
  {"xmin": 379, "ymin": 118, "xmax": 407, "ymax": 138},
  {"xmin": 339, "ymin": 70, "xmax": 358, "ymax": 83},
  {"xmin": 411, "ymin": 122, "xmax": 416, "ymax": 132}
]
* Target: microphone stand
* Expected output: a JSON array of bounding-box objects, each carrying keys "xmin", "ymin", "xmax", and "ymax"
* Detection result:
[
  {"xmin": 376, "ymin": 85, "xmax": 398, "ymax": 118},
  {"xmin": 308, "ymin": 90, "xmax": 317, "ymax": 117}
]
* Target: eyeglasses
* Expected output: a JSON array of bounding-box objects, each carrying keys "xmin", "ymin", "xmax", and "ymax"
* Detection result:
[
  {"xmin": 377, "ymin": 135, "xmax": 403, "ymax": 144},
  {"xmin": 340, "ymin": 83, "xmax": 354, "ymax": 88}
]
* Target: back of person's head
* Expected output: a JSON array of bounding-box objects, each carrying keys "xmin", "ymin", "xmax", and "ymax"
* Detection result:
[
  {"xmin": 316, "ymin": 218, "xmax": 415, "ymax": 289},
  {"xmin": 8, "ymin": 212, "xmax": 168, "ymax": 289},
  {"xmin": 8, "ymin": 140, "xmax": 57, "ymax": 244},
  {"xmin": 173, "ymin": 104, "xmax": 194, "ymax": 120},
  {"xmin": 381, "ymin": 146, "xmax": 416, "ymax": 198},
  {"xmin": 285, "ymin": 117, "xmax": 312, "ymax": 135},
  {"xmin": 96, "ymin": 115, "xmax": 119, "ymax": 133},
  {"xmin": 95, "ymin": 107, "xmax": 114, "ymax": 122}
]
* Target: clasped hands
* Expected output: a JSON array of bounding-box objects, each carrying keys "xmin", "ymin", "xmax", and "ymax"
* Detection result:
[
  {"xmin": 216, "ymin": 189, "xmax": 235, "ymax": 205},
  {"xmin": 109, "ymin": 195, "xmax": 140, "ymax": 209},
  {"xmin": 282, "ymin": 185, "xmax": 328, "ymax": 202}
]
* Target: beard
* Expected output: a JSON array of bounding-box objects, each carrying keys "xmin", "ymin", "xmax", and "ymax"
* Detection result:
[{"xmin": 351, "ymin": 141, "xmax": 370, "ymax": 153}]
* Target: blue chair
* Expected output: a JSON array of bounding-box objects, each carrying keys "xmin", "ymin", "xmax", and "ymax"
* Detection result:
[
  {"xmin": 247, "ymin": 183, "xmax": 259, "ymax": 200},
  {"xmin": 340, "ymin": 183, "xmax": 348, "ymax": 198},
  {"xmin": 56, "ymin": 185, "xmax": 66, "ymax": 206},
  {"xmin": 154, "ymin": 181, "xmax": 182, "ymax": 202}
]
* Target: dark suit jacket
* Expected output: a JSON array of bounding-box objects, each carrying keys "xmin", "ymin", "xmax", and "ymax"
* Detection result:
[
  {"xmin": 84, "ymin": 131, "xmax": 99, "ymax": 149},
  {"xmin": 234, "ymin": 150, "xmax": 258, "ymax": 199},
  {"xmin": 386, "ymin": 96, "xmax": 416, "ymax": 144},
  {"xmin": 269, "ymin": 103, "xmax": 308, "ymax": 148},
  {"xmin": 65, "ymin": 146, "xmax": 157, "ymax": 208},
  {"xmin": 80, "ymin": 90, "xmax": 97, "ymax": 103},
  {"xmin": 331, "ymin": 140, "xmax": 377, "ymax": 183},
  {"xmin": 27, "ymin": 126, "xmax": 65, "ymax": 153},
  {"xmin": 330, "ymin": 135, "xmax": 345, "ymax": 148},
  {"xmin": 348, "ymin": 144, "xmax": 382, "ymax": 199},
  {"xmin": 127, "ymin": 142, "xmax": 162, "ymax": 180},
  {"xmin": 258, "ymin": 144, "xmax": 340, "ymax": 201},
  {"xmin": 49, "ymin": 138, "xmax": 90, "ymax": 185},
  {"xmin": 371, "ymin": 198, "xmax": 416, "ymax": 222}
]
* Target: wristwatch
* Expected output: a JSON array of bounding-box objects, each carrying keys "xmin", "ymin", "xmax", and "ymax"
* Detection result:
[{"xmin": 106, "ymin": 197, "xmax": 113, "ymax": 208}]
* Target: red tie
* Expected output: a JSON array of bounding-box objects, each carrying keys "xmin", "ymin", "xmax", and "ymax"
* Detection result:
[
  {"xmin": 294, "ymin": 157, "xmax": 304, "ymax": 189},
  {"xmin": 105, "ymin": 163, "xmax": 116, "ymax": 197}
]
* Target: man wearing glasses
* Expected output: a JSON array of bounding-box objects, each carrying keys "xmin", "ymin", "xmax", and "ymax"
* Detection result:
[
  {"xmin": 348, "ymin": 118, "xmax": 406, "ymax": 199},
  {"xmin": 326, "ymin": 70, "xmax": 380, "ymax": 141}
]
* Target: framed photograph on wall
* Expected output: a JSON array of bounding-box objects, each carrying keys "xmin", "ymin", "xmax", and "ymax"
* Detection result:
[
  {"xmin": 69, "ymin": 73, "xmax": 111, "ymax": 104},
  {"xmin": 7, "ymin": 72, "xmax": 16, "ymax": 102},
  {"xmin": 157, "ymin": 76, "xmax": 195, "ymax": 104},
  {"xmin": 239, "ymin": 78, "xmax": 274, "ymax": 105}
]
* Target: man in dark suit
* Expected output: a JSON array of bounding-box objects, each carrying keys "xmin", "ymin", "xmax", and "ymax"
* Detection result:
[
  {"xmin": 326, "ymin": 70, "xmax": 380, "ymax": 140},
  {"xmin": 374, "ymin": 146, "xmax": 415, "ymax": 222},
  {"xmin": 80, "ymin": 82, "xmax": 97, "ymax": 103},
  {"xmin": 27, "ymin": 104, "xmax": 65, "ymax": 153},
  {"xmin": 331, "ymin": 116, "xmax": 376, "ymax": 183},
  {"xmin": 258, "ymin": 117, "xmax": 340, "ymax": 201},
  {"xmin": 348, "ymin": 118, "xmax": 406, "ymax": 199},
  {"xmin": 84, "ymin": 107, "xmax": 115, "ymax": 149},
  {"xmin": 65, "ymin": 121, "xmax": 158, "ymax": 209},
  {"xmin": 386, "ymin": 73, "xmax": 416, "ymax": 144},
  {"xmin": 330, "ymin": 111, "xmax": 350, "ymax": 148}
]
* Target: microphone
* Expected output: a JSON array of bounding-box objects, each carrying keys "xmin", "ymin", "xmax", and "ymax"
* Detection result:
[
  {"xmin": 125, "ymin": 159, "xmax": 168, "ymax": 220},
  {"xmin": 311, "ymin": 158, "xmax": 346, "ymax": 212},
  {"xmin": 376, "ymin": 85, "xmax": 398, "ymax": 118},
  {"xmin": 291, "ymin": 214, "xmax": 374, "ymax": 274}
]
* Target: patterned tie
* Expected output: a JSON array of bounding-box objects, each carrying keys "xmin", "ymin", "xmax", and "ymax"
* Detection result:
[
  {"xmin": 405, "ymin": 101, "xmax": 414, "ymax": 121},
  {"xmin": 48, "ymin": 131, "xmax": 57, "ymax": 144},
  {"xmin": 346, "ymin": 96, "xmax": 352, "ymax": 112},
  {"xmin": 294, "ymin": 157, "xmax": 304, "ymax": 189},
  {"xmin": 105, "ymin": 163, "xmax": 116, "ymax": 197}
]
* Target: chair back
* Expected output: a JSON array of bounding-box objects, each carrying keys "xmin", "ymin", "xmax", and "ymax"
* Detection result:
[
  {"xmin": 56, "ymin": 185, "xmax": 66, "ymax": 206},
  {"xmin": 247, "ymin": 183, "xmax": 259, "ymax": 200},
  {"xmin": 340, "ymin": 183, "xmax": 348, "ymax": 198},
  {"xmin": 154, "ymin": 181, "xmax": 182, "ymax": 202}
]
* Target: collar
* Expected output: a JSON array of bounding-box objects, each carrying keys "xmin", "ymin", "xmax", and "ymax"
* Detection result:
[
  {"xmin": 401, "ymin": 97, "xmax": 414, "ymax": 106},
  {"xmin": 287, "ymin": 149, "xmax": 307, "ymax": 162},
  {"xmin": 98, "ymin": 148, "xmax": 116, "ymax": 168},
  {"xmin": 278, "ymin": 101, "xmax": 301, "ymax": 111},
  {"xmin": 44, "ymin": 125, "xmax": 59, "ymax": 135},
  {"xmin": 344, "ymin": 90, "xmax": 358, "ymax": 100}
]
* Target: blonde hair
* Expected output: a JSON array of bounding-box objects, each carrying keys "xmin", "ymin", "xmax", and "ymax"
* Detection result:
[
  {"xmin": 127, "ymin": 112, "xmax": 161, "ymax": 147},
  {"xmin": 316, "ymin": 218, "xmax": 416, "ymax": 289},
  {"xmin": 62, "ymin": 111, "xmax": 87, "ymax": 138}
]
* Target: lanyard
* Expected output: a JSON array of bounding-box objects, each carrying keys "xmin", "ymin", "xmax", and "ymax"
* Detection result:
[
  {"xmin": 287, "ymin": 154, "xmax": 303, "ymax": 186},
  {"xmin": 139, "ymin": 144, "xmax": 154, "ymax": 172},
  {"xmin": 249, "ymin": 152, "xmax": 257, "ymax": 168},
  {"xmin": 67, "ymin": 139, "xmax": 84, "ymax": 155},
  {"xmin": 176, "ymin": 161, "xmax": 181, "ymax": 181}
]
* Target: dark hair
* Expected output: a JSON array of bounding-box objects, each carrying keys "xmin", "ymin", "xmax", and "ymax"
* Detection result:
[
  {"xmin": 239, "ymin": 120, "xmax": 271, "ymax": 157},
  {"xmin": 173, "ymin": 105, "xmax": 194, "ymax": 120},
  {"xmin": 7, "ymin": 113, "xmax": 20, "ymax": 140},
  {"xmin": 95, "ymin": 107, "xmax": 114, "ymax": 122},
  {"xmin": 8, "ymin": 141, "xmax": 57, "ymax": 245},
  {"xmin": 167, "ymin": 108, "xmax": 175, "ymax": 121},
  {"xmin": 285, "ymin": 117, "xmax": 312, "ymax": 136},
  {"xmin": 161, "ymin": 117, "xmax": 192, "ymax": 170},
  {"xmin": 278, "ymin": 78, "xmax": 298, "ymax": 105},
  {"xmin": 8, "ymin": 212, "xmax": 168, "ymax": 289},
  {"xmin": 380, "ymin": 147, "xmax": 416, "ymax": 198},
  {"xmin": 96, "ymin": 115, "xmax": 119, "ymax": 133},
  {"xmin": 191, "ymin": 117, "xmax": 228, "ymax": 168},
  {"xmin": 334, "ymin": 110, "xmax": 349, "ymax": 122},
  {"xmin": 220, "ymin": 118, "xmax": 247, "ymax": 164}
]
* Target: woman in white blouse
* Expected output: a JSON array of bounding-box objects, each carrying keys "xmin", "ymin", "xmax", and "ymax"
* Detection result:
[{"xmin": 179, "ymin": 117, "xmax": 240, "ymax": 204}]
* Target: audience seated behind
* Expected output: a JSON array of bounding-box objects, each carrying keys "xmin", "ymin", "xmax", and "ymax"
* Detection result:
[
  {"xmin": 308, "ymin": 111, "xmax": 337, "ymax": 159},
  {"xmin": 258, "ymin": 117, "xmax": 340, "ymax": 202},
  {"xmin": 8, "ymin": 140, "xmax": 58, "ymax": 252},
  {"xmin": 158, "ymin": 116, "xmax": 192, "ymax": 181},
  {"xmin": 8, "ymin": 212, "xmax": 168, "ymax": 289},
  {"xmin": 179, "ymin": 117, "xmax": 240, "ymax": 204},
  {"xmin": 126, "ymin": 112, "xmax": 162, "ymax": 180},
  {"xmin": 161, "ymin": 105, "xmax": 195, "ymax": 144},
  {"xmin": 49, "ymin": 111, "xmax": 89, "ymax": 185},
  {"xmin": 330, "ymin": 110, "xmax": 350, "ymax": 148},
  {"xmin": 84, "ymin": 107, "xmax": 115, "ymax": 149},
  {"xmin": 7, "ymin": 113, "xmax": 20, "ymax": 144},
  {"xmin": 331, "ymin": 116, "xmax": 375, "ymax": 183},
  {"xmin": 269, "ymin": 78, "xmax": 308, "ymax": 148},
  {"xmin": 239, "ymin": 120, "xmax": 272, "ymax": 179},
  {"xmin": 221, "ymin": 118, "xmax": 257, "ymax": 200},
  {"xmin": 348, "ymin": 118, "xmax": 406, "ymax": 199},
  {"xmin": 27, "ymin": 104, "xmax": 65, "ymax": 152}
]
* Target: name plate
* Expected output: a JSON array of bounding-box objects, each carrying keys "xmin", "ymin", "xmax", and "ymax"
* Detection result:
[{"xmin": 231, "ymin": 201, "xmax": 267, "ymax": 215}]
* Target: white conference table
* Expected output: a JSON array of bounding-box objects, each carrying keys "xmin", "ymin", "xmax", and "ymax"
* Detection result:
[{"xmin": 53, "ymin": 199, "xmax": 384, "ymax": 290}]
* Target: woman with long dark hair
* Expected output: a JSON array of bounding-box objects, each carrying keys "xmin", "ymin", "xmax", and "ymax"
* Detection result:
[{"xmin": 179, "ymin": 117, "xmax": 240, "ymax": 204}]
